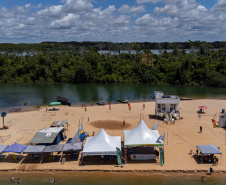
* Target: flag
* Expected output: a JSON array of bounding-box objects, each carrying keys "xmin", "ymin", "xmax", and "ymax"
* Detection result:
[
  {"xmin": 157, "ymin": 133, "xmax": 165, "ymax": 142},
  {"xmin": 152, "ymin": 121, "xmax": 158, "ymax": 130}
]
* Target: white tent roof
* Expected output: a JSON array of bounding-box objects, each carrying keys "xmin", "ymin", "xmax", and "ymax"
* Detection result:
[
  {"xmin": 82, "ymin": 128, "xmax": 121, "ymax": 156},
  {"xmin": 124, "ymin": 120, "xmax": 163, "ymax": 147}
]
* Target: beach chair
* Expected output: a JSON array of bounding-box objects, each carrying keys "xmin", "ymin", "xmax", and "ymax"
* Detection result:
[
  {"xmin": 13, "ymin": 154, "xmax": 17, "ymax": 161},
  {"xmin": 49, "ymin": 156, "xmax": 54, "ymax": 160}
]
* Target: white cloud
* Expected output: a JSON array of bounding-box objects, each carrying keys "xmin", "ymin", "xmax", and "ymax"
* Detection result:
[
  {"xmin": 0, "ymin": 0, "xmax": 225, "ymax": 43},
  {"xmin": 118, "ymin": 4, "xmax": 145, "ymax": 14},
  {"xmin": 50, "ymin": 13, "xmax": 80, "ymax": 29},
  {"xmin": 37, "ymin": 5, "xmax": 63, "ymax": 18},
  {"xmin": 63, "ymin": 0, "xmax": 93, "ymax": 13},
  {"xmin": 211, "ymin": 0, "xmax": 226, "ymax": 12},
  {"xmin": 136, "ymin": 0, "xmax": 162, "ymax": 4}
]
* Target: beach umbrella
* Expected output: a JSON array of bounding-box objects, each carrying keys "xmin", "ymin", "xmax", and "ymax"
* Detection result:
[{"xmin": 199, "ymin": 106, "xmax": 208, "ymax": 109}]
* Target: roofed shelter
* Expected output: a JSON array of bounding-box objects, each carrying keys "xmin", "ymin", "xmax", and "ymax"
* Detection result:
[
  {"xmin": 63, "ymin": 142, "xmax": 83, "ymax": 153},
  {"xmin": 82, "ymin": 128, "xmax": 121, "ymax": 156},
  {"xmin": 0, "ymin": 145, "xmax": 9, "ymax": 153},
  {"xmin": 82, "ymin": 128, "xmax": 121, "ymax": 165},
  {"xmin": 196, "ymin": 145, "xmax": 222, "ymax": 164},
  {"xmin": 124, "ymin": 120, "xmax": 164, "ymax": 164},
  {"xmin": 23, "ymin": 145, "xmax": 46, "ymax": 154},
  {"xmin": 30, "ymin": 127, "xmax": 65, "ymax": 145},
  {"xmin": 3, "ymin": 143, "xmax": 28, "ymax": 154},
  {"xmin": 50, "ymin": 119, "xmax": 69, "ymax": 130},
  {"xmin": 43, "ymin": 144, "xmax": 64, "ymax": 153}
]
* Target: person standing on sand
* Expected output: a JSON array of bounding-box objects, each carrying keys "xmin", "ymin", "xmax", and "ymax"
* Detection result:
[
  {"xmin": 123, "ymin": 119, "xmax": 125, "ymax": 126},
  {"xmin": 91, "ymin": 101, "xmax": 93, "ymax": 106},
  {"xmin": 200, "ymin": 126, "xmax": 202, "ymax": 133},
  {"xmin": 81, "ymin": 102, "xmax": 83, "ymax": 109},
  {"xmin": 17, "ymin": 178, "xmax": 20, "ymax": 185},
  {"xmin": 11, "ymin": 175, "xmax": 15, "ymax": 182},
  {"xmin": 143, "ymin": 103, "xmax": 145, "ymax": 110},
  {"xmin": 201, "ymin": 176, "xmax": 205, "ymax": 182}
]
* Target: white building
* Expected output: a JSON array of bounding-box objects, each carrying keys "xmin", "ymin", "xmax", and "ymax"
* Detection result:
[{"xmin": 154, "ymin": 91, "xmax": 180, "ymax": 123}]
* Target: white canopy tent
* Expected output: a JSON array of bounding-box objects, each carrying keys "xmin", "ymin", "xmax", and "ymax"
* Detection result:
[
  {"xmin": 82, "ymin": 128, "xmax": 121, "ymax": 156},
  {"xmin": 124, "ymin": 120, "xmax": 164, "ymax": 147},
  {"xmin": 123, "ymin": 120, "xmax": 164, "ymax": 164}
]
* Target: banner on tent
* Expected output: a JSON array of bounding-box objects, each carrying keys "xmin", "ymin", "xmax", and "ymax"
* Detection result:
[
  {"xmin": 130, "ymin": 154, "xmax": 156, "ymax": 160},
  {"xmin": 116, "ymin": 147, "xmax": 122, "ymax": 165},
  {"xmin": 160, "ymin": 148, "xmax": 164, "ymax": 165},
  {"xmin": 125, "ymin": 144, "xmax": 163, "ymax": 148}
]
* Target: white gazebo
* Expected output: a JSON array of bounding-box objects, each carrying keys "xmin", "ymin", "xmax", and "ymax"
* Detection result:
[
  {"xmin": 124, "ymin": 120, "xmax": 164, "ymax": 164},
  {"xmin": 82, "ymin": 128, "xmax": 121, "ymax": 156}
]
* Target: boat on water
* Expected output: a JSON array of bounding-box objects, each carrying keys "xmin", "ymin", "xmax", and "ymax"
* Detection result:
[
  {"xmin": 151, "ymin": 91, "xmax": 164, "ymax": 100},
  {"xmin": 96, "ymin": 100, "xmax": 105, "ymax": 105},
  {"xmin": 57, "ymin": 96, "xmax": 71, "ymax": 106},
  {"xmin": 117, "ymin": 98, "xmax": 128, "ymax": 103},
  {"xmin": 180, "ymin": 97, "xmax": 192, "ymax": 100}
]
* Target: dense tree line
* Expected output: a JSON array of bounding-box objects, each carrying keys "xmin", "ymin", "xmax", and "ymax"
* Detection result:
[
  {"xmin": 1, "ymin": 41, "xmax": 226, "ymax": 53},
  {"xmin": 0, "ymin": 41, "xmax": 226, "ymax": 87}
]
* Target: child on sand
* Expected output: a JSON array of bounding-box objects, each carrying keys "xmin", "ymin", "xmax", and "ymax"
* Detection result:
[{"xmin": 11, "ymin": 175, "xmax": 15, "ymax": 182}]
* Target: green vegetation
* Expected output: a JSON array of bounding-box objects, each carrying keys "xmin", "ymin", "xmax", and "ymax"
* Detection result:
[{"xmin": 0, "ymin": 41, "xmax": 226, "ymax": 87}]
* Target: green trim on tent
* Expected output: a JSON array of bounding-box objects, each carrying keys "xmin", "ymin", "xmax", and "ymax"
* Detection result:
[{"xmin": 125, "ymin": 144, "xmax": 163, "ymax": 147}]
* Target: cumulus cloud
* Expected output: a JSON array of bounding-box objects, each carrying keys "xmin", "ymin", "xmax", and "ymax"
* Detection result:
[
  {"xmin": 37, "ymin": 5, "xmax": 63, "ymax": 19},
  {"xmin": 0, "ymin": 0, "xmax": 225, "ymax": 43},
  {"xmin": 118, "ymin": 4, "xmax": 145, "ymax": 14},
  {"xmin": 63, "ymin": 0, "xmax": 93, "ymax": 13},
  {"xmin": 50, "ymin": 13, "xmax": 80, "ymax": 29},
  {"xmin": 136, "ymin": 0, "xmax": 162, "ymax": 4}
]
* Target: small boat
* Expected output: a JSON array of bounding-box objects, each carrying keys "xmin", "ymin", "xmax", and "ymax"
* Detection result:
[
  {"xmin": 180, "ymin": 97, "xmax": 192, "ymax": 100},
  {"xmin": 117, "ymin": 98, "xmax": 128, "ymax": 103},
  {"xmin": 57, "ymin": 96, "xmax": 71, "ymax": 106},
  {"xmin": 49, "ymin": 102, "xmax": 61, "ymax": 106},
  {"xmin": 96, "ymin": 101, "xmax": 105, "ymax": 105}
]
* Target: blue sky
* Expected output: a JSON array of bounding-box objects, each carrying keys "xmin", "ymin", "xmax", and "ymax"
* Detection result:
[{"xmin": 0, "ymin": 0, "xmax": 225, "ymax": 43}]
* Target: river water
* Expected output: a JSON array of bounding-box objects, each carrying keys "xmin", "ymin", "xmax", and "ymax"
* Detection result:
[
  {"xmin": 0, "ymin": 172, "xmax": 226, "ymax": 185},
  {"xmin": 0, "ymin": 83, "xmax": 226, "ymax": 108}
]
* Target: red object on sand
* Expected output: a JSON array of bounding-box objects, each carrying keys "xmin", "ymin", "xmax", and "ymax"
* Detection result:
[{"xmin": 199, "ymin": 106, "xmax": 208, "ymax": 109}]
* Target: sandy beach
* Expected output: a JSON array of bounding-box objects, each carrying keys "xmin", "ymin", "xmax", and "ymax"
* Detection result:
[{"xmin": 1, "ymin": 99, "xmax": 226, "ymax": 172}]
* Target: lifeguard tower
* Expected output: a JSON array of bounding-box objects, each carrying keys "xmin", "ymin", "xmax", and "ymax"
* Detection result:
[{"xmin": 154, "ymin": 91, "xmax": 180, "ymax": 124}]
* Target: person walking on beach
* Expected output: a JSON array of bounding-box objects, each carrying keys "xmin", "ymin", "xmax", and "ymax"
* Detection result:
[
  {"xmin": 201, "ymin": 176, "xmax": 205, "ymax": 182},
  {"xmin": 200, "ymin": 126, "xmax": 202, "ymax": 133},
  {"xmin": 81, "ymin": 102, "xmax": 84, "ymax": 109},
  {"xmin": 17, "ymin": 178, "xmax": 20, "ymax": 185},
  {"xmin": 91, "ymin": 101, "xmax": 93, "ymax": 106},
  {"xmin": 123, "ymin": 119, "xmax": 125, "ymax": 126},
  {"xmin": 143, "ymin": 103, "xmax": 145, "ymax": 110},
  {"xmin": 11, "ymin": 175, "xmax": 15, "ymax": 182}
]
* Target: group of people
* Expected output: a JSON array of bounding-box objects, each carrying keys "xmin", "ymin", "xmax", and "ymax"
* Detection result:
[
  {"xmin": 11, "ymin": 175, "xmax": 56, "ymax": 184},
  {"xmin": 195, "ymin": 150, "xmax": 219, "ymax": 164},
  {"xmin": 200, "ymin": 167, "xmax": 214, "ymax": 182},
  {"xmin": 11, "ymin": 175, "xmax": 20, "ymax": 184}
]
